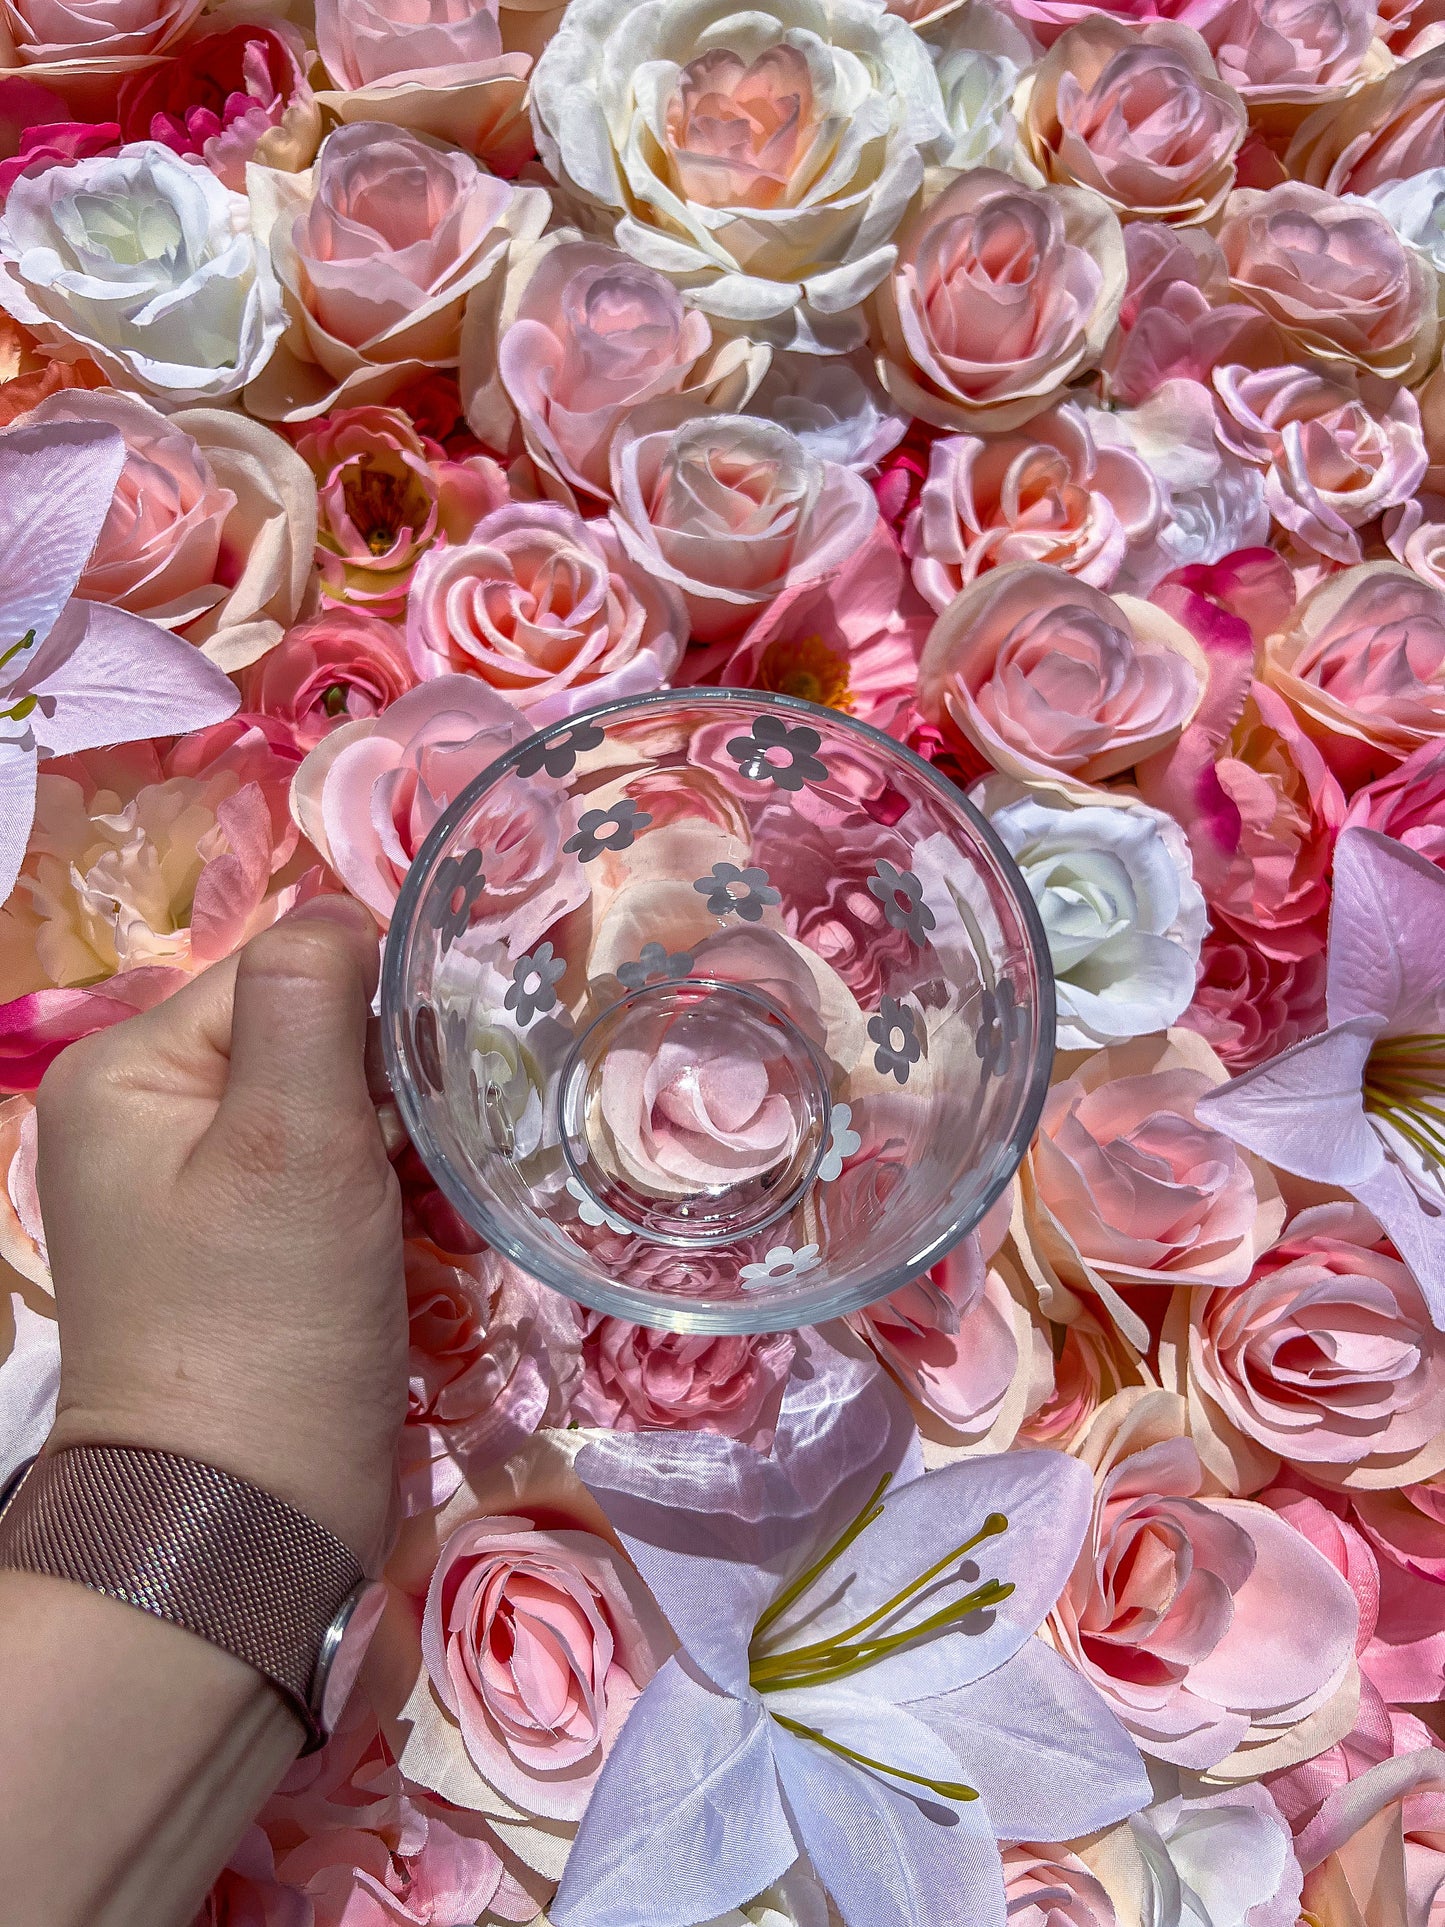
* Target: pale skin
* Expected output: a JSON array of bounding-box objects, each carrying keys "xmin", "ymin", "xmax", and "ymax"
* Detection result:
[{"xmin": 0, "ymin": 898, "xmax": 408, "ymax": 1927}]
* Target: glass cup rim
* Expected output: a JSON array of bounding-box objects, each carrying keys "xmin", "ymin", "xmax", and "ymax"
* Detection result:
[{"xmin": 381, "ymin": 686, "xmax": 1056, "ymax": 1334}]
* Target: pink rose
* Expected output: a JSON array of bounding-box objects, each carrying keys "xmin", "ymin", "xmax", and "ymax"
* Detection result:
[
  {"xmin": 401, "ymin": 1239, "xmax": 579, "ymax": 1516},
  {"xmin": 242, "ymin": 608, "xmax": 417, "ymax": 751},
  {"xmin": 1288, "ymin": 45, "xmax": 1445, "ymax": 194},
  {"xmin": 0, "ymin": 962, "xmax": 186, "ymax": 1092},
  {"xmin": 0, "ymin": 1093, "xmax": 44, "ymax": 1286},
  {"xmin": 570, "ymin": 1315, "xmax": 795, "ymax": 1447},
  {"xmin": 418, "ymin": 1511, "xmax": 669, "ymax": 1820},
  {"xmin": 313, "ymin": 0, "xmax": 533, "ymax": 177},
  {"xmin": 1001, "ymin": 0, "xmax": 1188, "ymax": 47},
  {"xmin": 1342, "ymin": 739, "xmax": 1445, "ymax": 868},
  {"xmin": 904, "ymin": 403, "xmax": 1163, "ymax": 610},
  {"xmin": 917, "ymin": 561, "xmax": 1206, "ymax": 785},
  {"xmin": 1265, "ymin": 563, "xmax": 1445, "ymax": 787},
  {"xmin": 1218, "ymin": 184, "xmax": 1439, "ymax": 385},
  {"xmin": 1384, "ymin": 489, "xmax": 1445, "ymax": 595},
  {"xmin": 405, "ymin": 503, "xmax": 687, "ymax": 721},
  {"xmin": 290, "ymin": 675, "xmax": 584, "ymax": 936},
  {"xmin": 1380, "ymin": 0, "xmax": 1445, "ymax": 57},
  {"xmin": 1101, "ymin": 222, "xmax": 1279, "ymax": 406},
  {"xmin": 1292, "ymin": 1749, "xmax": 1445, "ymax": 1927},
  {"xmin": 198, "ymin": 1828, "xmax": 307, "ymax": 1927},
  {"xmin": 1179, "ymin": 930, "xmax": 1327, "ymax": 1072},
  {"xmin": 297, "ymin": 404, "xmax": 507, "ymax": 617},
  {"xmin": 115, "ymin": 21, "xmax": 320, "ymax": 190},
  {"xmin": 1214, "ymin": 364, "xmax": 1427, "ymax": 566},
  {"xmin": 1201, "ymin": 0, "xmax": 1377, "ymax": 106},
  {"xmin": 0, "ymin": 108, "xmax": 118, "ymax": 199},
  {"xmin": 875, "ymin": 169, "xmax": 1127, "ymax": 432},
  {"xmin": 497, "ymin": 235, "xmax": 761, "ymax": 506},
  {"xmin": 1019, "ymin": 1309, "xmax": 1146, "ymax": 1451},
  {"xmin": 1018, "ymin": 18, "xmax": 1246, "ymax": 227},
  {"xmin": 246, "ymin": 122, "xmax": 549, "ymax": 422},
  {"xmin": 4, "ymin": 0, "xmax": 202, "ymax": 64},
  {"xmin": 1019, "ymin": 1031, "xmax": 1284, "ymax": 1326},
  {"xmin": 1051, "ymin": 1388, "xmax": 1359, "ymax": 1770},
  {"xmin": 609, "ymin": 412, "xmax": 879, "ymax": 645},
  {"xmin": 1170, "ymin": 1203, "xmax": 1445, "ymax": 1489},
  {"xmin": 1001, "ymin": 1844, "xmax": 1118, "ymax": 1927}
]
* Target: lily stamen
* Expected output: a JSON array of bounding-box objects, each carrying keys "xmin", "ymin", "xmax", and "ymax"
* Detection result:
[
  {"xmin": 770, "ymin": 1712, "xmax": 979, "ymax": 1802},
  {"xmin": 754, "ymin": 1578, "xmax": 1017, "ymax": 1692},
  {"xmin": 752, "ymin": 1474, "xmax": 889, "ymax": 1641},
  {"xmin": 1365, "ymin": 1032, "xmax": 1445, "ymax": 1173},
  {"xmin": 0, "ymin": 629, "xmax": 36, "ymax": 675}
]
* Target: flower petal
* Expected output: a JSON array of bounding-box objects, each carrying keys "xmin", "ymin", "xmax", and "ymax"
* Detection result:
[
  {"xmin": 0, "ymin": 744, "xmax": 36, "ymax": 906},
  {"xmin": 1195, "ymin": 1019, "xmax": 1383, "ymax": 1186},
  {"xmin": 1327, "ymin": 827, "xmax": 1445, "ymax": 1033},
  {"xmin": 26, "ymin": 599, "xmax": 240, "ymax": 758},
  {"xmin": 1354, "ymin": 1162, "xmax": 1445, "ymax": 1328},
  {"xmin": 0, "ymin": 422, "xmax": 124, "ymax": 658}
]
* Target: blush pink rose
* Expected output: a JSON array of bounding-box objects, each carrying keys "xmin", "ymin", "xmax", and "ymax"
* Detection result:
[
  {"xmin": 1050, "ymin": 1387, "xmax": 1359, "ymax": 1770},
  {"xmin": 1265, "ymin": 563, "xmax": 1445, "ymax": 788},
  {"xmin": 1179, "ymin": 930, "xmax": 1327, "ymax": 1072},
  {"xmin": 0, "ymin": 111, "xmax": 118, "ymax": 198},
  {"xmin": 1101, "ymin": 222, "xmax": 1280, "ymax": 406},
  {"xmin": 497, "ymin": 236, "xmax": 760, "ymax": 507},
  {"xmin": 1019, "ymin": 1309, "xmax": 1145, "ymax": 1451},
  {"xmin": 241, "ymin": 608, "xmax": 417, "ymax": 751},
  {"xmin": 1218, "ymin": 184, "xmax": 1439, "ymax": 385},
  {"xmin": 1171, "ymin": 1203, "xmax": 1445, "ymax": 1490},
  {"xmin": 247, "ymin": 121, "xmax": 549, "ymax": 422},
  {"xmin": 419, "ymin": 1511, "xmax": 669, "ymax": 1821},
  {"xmin": 1001, "ymin": 1844, "xmax": 1118, "ymax": 1927},
  {"xmin": 1018, "ymin": 18, "xmax": 1246, "ymax": 227},
  {"xmin": 1200, "ymin": 0, "xmax": 1377, "ymax": 106},
  {"xmin": 570, "ymin": 1314, "xmax": 795, "ymax": 1447},
  {"xmin": 3, "ymin": 0, "xmax": 202, "ymax": 63},
  {"xmin": 1379, "ymin": 0, "xmax": 1445, "ymax": 56},
  {"xmin": 1214, "ymin": 364, "xmax": 1427, "ymax": 566},
  {"xmin": 1288, "ymin": 45, "xmax": 1445, "ymax": 194},
  {"xmin": 917, "ymin": 561, "xmax": 1206, "ymax": 785},
  {"xmin": 904, "ymin": 403, "xmax": 1163, "ymax": 609},
  {"xmin": 405, "ymin": 503, "xmax": 687, "ymax": 722},
  {"xmin": 115, "ymin": 20, "xmax": 320, "ymax": 190},
  {"xmin": 401, "ymin": 1239, "xmax": 579, "ymax": 1516},
  {"xmin": 875, "ymin": 168, "xmax": 1127, "ymax": 432},
  {"xmin": 609, "ymin": 412, "xmax": 880, "ymax": 645},
  {"xmin": 1020, "ymin": 1030, "xmax": 1284, "ymax": 1317},
  {"xmin": 298, "ymin": 404, "xmax": 508, "ymax": 617},
  {"xmin": 1383, "ymin": 490, "xmax": 1445, "ymax": 596},
  {"xmin": 290, "ymin": 675, "xmax": 584, "ymax": 937},
  {"xmin": 1341, "ymin": 739, "xmax": 1445, "ymax": 869}
]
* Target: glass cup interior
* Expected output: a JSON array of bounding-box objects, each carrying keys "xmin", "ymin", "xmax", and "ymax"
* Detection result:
[{"xmin": 382, "ymin": 691, "xmax": 1054, "ymax": 1333}]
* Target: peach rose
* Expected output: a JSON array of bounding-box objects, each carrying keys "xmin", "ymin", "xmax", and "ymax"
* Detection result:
[
  {"xmin": 1050, "ymin": 1387, "xmax": 1359, "ymax": 1771},
  {"xmin": 874, "ymin": 169, "xmax": 1127, "ymax": 433},
  {"xmin": 1179, "ymin": 931, "xmax": 1327, "ymax": 1072},
  {"xmin": 1342, "ymin": 738, "xmax": 1445, "ymax": 868},
  {"xmin": 1215, "ymin": 363, "xmax": 1427, "ymax": 567},
  {"xmin": 904, "ymin": 403, "xmax": 1163, "ymax": 610},
  {"xmin": 298, "ymin": 405, "xmax": 508, "ymax": 617},
  {"xmin": 1201, "ymin": 0, "xmax": 1379, "ymax": 109},
  {"xmin": 0, "ymin": 722, "xmax": 304, "ymax": 1000},
  {"xmin": 917, "ymin": 561, "xmax": 1206, "ymax": 786},
  {"xmin": 1288, "ymin": 45, "xmax": 1445, "ymax": 194},
  {"xmin": 313, "ymin": 0, "xmax": 533, "ymax": 176},
  {"xmin": 1018, "ymin": 18, "xmax": 1245, "ymax": 227},
  {"xmin": 496, "ymin": 234, "xmax": 763, "ymax": 507},
  {"xmin": 570, "ymin": 1316, "xmax": 796, "ymax": 1447},
  {"xmin": 1265, "ymin": 562, "xmax": 1445, "ymax": 786},
  {"xmin": 1218, "ymin": 184, "xmax": 1439, "ymax": 385},
  {"xmin": 608, "ymin": 412, "xmax": 880, "ymax": 645},
  {"xmin": 405, "ymin": 503, "xmax": 687, "ymax": 721},
  {"xmin": 289, "ymin": 675, "xmax": 585, "ymax": 939},
  {"xmin": 242, "ymin": 608, "xmax": 417, "ymax": 752},
  {"xmin": 1165, "ymin": 1203, "xmax": 1445, "ymax": 1494},
  {"xmin": 246, "ymin": 122, "xmax": 549, "ymax": 423},
  {"xmin": 1016, "ymin": 1031, "xmax": 1285, "ymax": 1345}
]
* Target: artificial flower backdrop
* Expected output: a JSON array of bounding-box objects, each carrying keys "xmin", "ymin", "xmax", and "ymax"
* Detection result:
[{"xmin": 1, "ymin": 0, "xmax": 1445, "ymax": 1921}]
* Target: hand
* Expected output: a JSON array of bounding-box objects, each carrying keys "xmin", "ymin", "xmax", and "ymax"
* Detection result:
[{"xmin": 33, "ymin": 900, "xmax": 406, "ymax": 1570}]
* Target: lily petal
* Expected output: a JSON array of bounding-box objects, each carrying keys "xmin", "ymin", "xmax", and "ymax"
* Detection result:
[
  {"xmin": 1196, "ymin": 1020, "xmax": 1383, "ymax": 1186},
  {"xmin": 26, "ymin": 599, "xmax": 239, "ymax": 759},
  {"xmin": 0, "ymin": 742, "xmax": 37, "ymax": 905},
  {"xmin": 1327, "ymin": 828, "xmax": 1445, "ymax": 1034},
  {"xmin": 1354, "ymin": 1163, "xmax": 1445, "ymax": 1330},
  {"xmin": 550, "ymin": 1655, "xmax": 797, "ymax": 1927},
  {"xmin": 0, "ymin": 422, "xmax": 124, "ymax": 662}
]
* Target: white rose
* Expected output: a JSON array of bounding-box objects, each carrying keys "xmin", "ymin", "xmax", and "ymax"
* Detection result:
[
  {"xmin": 0, "ymin": 143, "xmax": 284, "ymax": 406},
  {"xmin": 972, "ymin": 774, "xmax": 1207, "ymax": 1051},
  {"xmin": 926, "ymin": 1, "xmax": 1041, "ymax": 178},
  {"xmin": 744, "ymin": 348, "xmax": 908, "ymax": 468},
  {"xmin": 1357, "ymin": 168, "xmax": 1445, "ymax": 273},
  {"xmin": 530, "ymin": 0, "xmax": 951, "ymax": 353},
  {"xmin": 1084, "ymin": 1772, "xmax": 1301, "ymax": 1927}
]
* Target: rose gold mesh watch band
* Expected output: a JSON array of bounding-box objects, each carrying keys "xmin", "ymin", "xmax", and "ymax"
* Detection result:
[{"xmin": 0, "ymin": 1444, "xmax": 365, "ymax": 1749}]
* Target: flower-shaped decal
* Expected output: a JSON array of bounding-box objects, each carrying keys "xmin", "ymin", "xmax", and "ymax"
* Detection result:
[
  {"xmin": 816, "ymin": 1103, "xmax": 862, "ymax": 1184},
  {"xmin": 693, "ymin": 861, "xmax": 782, "ymax": 923},
  {"xmin": 517, "ymin": 720, "xmax": 605, "ymax": 779},
  {"xmin": 428, "ymin": 847, "xmax": 486, "ymax": 944},
  {"xmin": 869, "ymin": 998, "xmax": 922, "ymax": 1085},
  {"xmin": 564, "ymin": 797, "xmax": 652, "ymax": 861},
  {"xmin": 725, "ymin": 714, "xmax": 828, "ymax": 792},
  {"xmin": 566, "ymin": 1174, "xmax": 633, "ymax": 1235},
  {"xmin": 975, "ymin": 979, "xmax": 1020, "ymax": 1081},
  {"xmin": 618, "ymin": 942, "xmax": 695, "ymax": 990},
  {"xmin": 740, "ymin": 1242, "xmax": 821, "ymax": 1290},
  {"xmin": 503, "ymin": 941, "xmax": 566, "ymax": 1026},
  {"xmin": 412, "ymin": 1001, "xmax": 444, "ymax": 1092},
  {"xmin": 867, "ymin": 858, "xmax": 936, "ymax": 945}
]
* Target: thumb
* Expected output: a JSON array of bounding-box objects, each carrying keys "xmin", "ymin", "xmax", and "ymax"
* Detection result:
[{"xmin": 220, "ymin": 899, "xmax": 382, "ymax": 1136}]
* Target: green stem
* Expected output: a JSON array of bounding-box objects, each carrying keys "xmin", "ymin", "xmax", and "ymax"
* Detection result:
[
  {"xmin": 752, "ymin": 1475, "xmax": 889, "ymax": 1641},
  {"xmin": 754, "ymin": 1580, "xmax": 1016, "ymax": 1692},
  {"xmin": 770, "ymin": 1712, "xmax": 978, "ymax": 1801},
  {"xmin": 0, "ymin": 628, "xmax": 35, "ymax": 675}
]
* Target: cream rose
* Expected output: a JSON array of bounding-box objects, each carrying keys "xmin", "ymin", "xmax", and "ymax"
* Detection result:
[{"xmin": 530, "ymin": 0, "xmax": 951, "ymax": 352}]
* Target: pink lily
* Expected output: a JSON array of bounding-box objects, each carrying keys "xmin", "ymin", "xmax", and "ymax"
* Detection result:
[
  {"xmin": 1199, "ymin": 829, "xmax": 1445, "ymax": 1324},
  {"xmin": 0, "ymin": 419, "xmax": 239, "ymax": 904}
]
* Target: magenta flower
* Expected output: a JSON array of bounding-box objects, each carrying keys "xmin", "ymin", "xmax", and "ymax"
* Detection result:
[
  {"xmin": 1199, "ymin": 829, "xmax": 1445, "ymax": 1323},
  {"xmin": 0, "ymin": 420, "xmax": 240, "ymax": 906}
]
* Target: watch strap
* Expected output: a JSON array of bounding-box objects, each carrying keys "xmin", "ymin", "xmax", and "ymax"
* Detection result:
[{"xmin": 0, "ymin": 1443, "xmax": 365, "ymax": 1748}]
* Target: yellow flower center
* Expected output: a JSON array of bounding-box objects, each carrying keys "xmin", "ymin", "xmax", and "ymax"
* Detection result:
[{"xmin": 754, "ymin": 633, "xmax": 853, "ymax": 712}]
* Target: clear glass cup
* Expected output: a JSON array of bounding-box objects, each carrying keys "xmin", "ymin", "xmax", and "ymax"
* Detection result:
[{"xmin": 381, "ymin": 691, "xmax": 1054, "ymax": 1333}]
